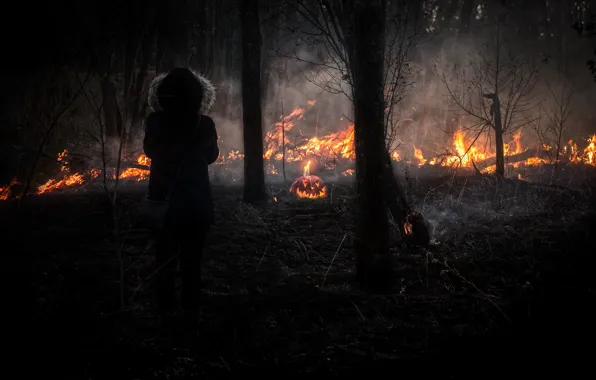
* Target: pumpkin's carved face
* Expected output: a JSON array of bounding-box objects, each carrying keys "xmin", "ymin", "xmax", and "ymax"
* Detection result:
[{"xmin": 289, "ymin": 175, "xmax": 328, "ymax": 199}]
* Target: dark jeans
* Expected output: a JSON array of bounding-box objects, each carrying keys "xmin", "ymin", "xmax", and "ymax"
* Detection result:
[{"xmin": 154, "ymin": 217, "xmax": 209, "ymax": 311}]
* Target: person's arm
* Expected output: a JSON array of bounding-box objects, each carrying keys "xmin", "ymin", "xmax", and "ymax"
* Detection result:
[
  {"xmin": 142, "ymin": 114, "xmax": 160, "ymax": 160},
  {"xmin": 201, "ymin": 117, "xmax": 219, "ymax": 165}
]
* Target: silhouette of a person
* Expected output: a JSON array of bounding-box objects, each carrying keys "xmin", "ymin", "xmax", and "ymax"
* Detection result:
[{"xmin": 143, "ymin": 67, "xmax": 219, "ymax": 312}]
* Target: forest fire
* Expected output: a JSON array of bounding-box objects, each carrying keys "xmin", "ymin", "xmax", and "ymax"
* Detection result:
[
  {"xmin": 1, "ymin": 102, "xmax": 595, "ymax": 200},
  {"xmin": 35, "ymin": 150, "xmax": 149, "ymax": 195},
  {"xmin": 289, "ymin": 161, "xmax": 328, "ymax": 199},
  {"xmin": 9, "ymin": 0, "xmax": 596, "ymax": 372},
  {"xmin": 263, "ymin": 101, "xmax": 355, "ymax": 163},
  {"xmin": 36, "ymin": 150, "xmax": 94, "ymax": 194},
  {"xmin": 259, "ymin": 103, "xmax": 596, "ymax": 176}
]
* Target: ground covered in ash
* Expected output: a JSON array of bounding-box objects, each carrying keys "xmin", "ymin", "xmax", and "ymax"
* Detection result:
[{"xmin": 5, "ymin": 174, "xmax": 596, "ymax": 377}]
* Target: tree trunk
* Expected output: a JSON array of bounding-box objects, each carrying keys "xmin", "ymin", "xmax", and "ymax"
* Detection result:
[
  {"xmin": 382, "ymin": 151, "xmax": 409, "ymax": 223},
  {"xmin": 123, "ymin": 37, "xmax": 137, "ymax": 100},
  {"xmin": 459, "ymin": 0, "xmax": 475, "ymax": 33},
  {"xmin": 155, "ymin": 1, "xmax": 172, "ymax": 73},
  {"xmin": 241, "ymin": 0, "xmax": 268, "ymax": 203},
  {"xmin": 556, "ymin": 0, "xmax": 571, "ymax": 75},
  {"xmin": 260, "ymin": 3, "xmax": 279, "ymax": 120},
  {"xmin": 101, "ymin": 74, "xmax": 123, "ymax": 141},
  {"xmin": 155, "ymin": 1, "xmax": 191, "ymax": 72},
  {"xmin": 281, "ymin": 98, "xmax": 286, "ymax": 184},
  {"xmin": 492, "ymin": 95, "xmax": 505, "ymax": 177},
  {"xmin": 131, "ymin": 24, "xmax": 157, "ymax": 121},
  {"xmin": 348, "ymin": 0, "xmax": 391, "ymax": 289},
  {"xmin": 171, "ymin": 0, "xmax": 191, "ymax": 66},
  {"xmin": 193, "ymin": 0, "xmax": 213, "ymax": 73}
]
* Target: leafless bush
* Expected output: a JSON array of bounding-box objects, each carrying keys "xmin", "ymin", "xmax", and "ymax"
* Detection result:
[{"xmin": 15, "ymin": 67, "xmax": 90, "ymax": 208}]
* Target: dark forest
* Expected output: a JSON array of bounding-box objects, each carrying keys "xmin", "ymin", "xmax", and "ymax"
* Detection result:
[{"xmin": 2, "ymin": 0, "xmax": 596, "ymax": 377}]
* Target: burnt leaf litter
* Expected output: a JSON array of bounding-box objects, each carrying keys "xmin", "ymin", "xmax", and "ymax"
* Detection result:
[{"xmin": 4, "ymin": 173, "xmax": 596, "ymax": 377}]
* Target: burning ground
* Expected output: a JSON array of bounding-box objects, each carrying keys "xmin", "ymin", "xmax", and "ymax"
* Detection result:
[
  {"xmin": 6, "ymin": 169, "xmax": 596, "ymax": 376},
  {"xmin": 2, "ymin": 101, "xmax": 596, "ymax": 200}
]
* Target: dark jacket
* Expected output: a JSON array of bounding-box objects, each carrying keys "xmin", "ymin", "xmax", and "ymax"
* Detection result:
[
  {"xmin": 144, "ymin": 111, "xmax": 219, "ymax": 225},
  {"xmin": 143, "ymin": 68, "xmax": 219, "ymax": 226}
]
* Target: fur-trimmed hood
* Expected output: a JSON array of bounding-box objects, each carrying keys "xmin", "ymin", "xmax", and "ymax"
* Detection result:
[{"xmin": 148, "ymin": 69, "xmax": 216, "ymax": 114}]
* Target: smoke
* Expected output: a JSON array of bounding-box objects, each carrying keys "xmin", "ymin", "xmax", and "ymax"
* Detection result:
[
  {"xmin": 390, "ymin": 29, "xmax": 596, "ymax": 157},
  {"xmin": 202, "ymin": 19, "xmax": 596, "ymax": 187},
  {"xmin": 206, "ymin": 45, "xmax": 353, "ymax": 159}
]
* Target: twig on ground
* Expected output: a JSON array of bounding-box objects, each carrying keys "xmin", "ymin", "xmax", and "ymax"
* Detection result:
[
  {"xmin": 256, "ymin": 242, "xmax": 270, "ymax": 271},
  {"xmin": 441, "ymin": 259, "xmax": 511, "ymax": 323},
  {"xmin": 321, "ymin": 233, "xmax": 347, "ymax": 288}
]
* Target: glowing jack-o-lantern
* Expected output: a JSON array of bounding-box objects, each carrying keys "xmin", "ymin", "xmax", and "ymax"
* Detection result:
[{"xmin": 289, "ymin": 161, "xmax": 328, "ymax": 199}]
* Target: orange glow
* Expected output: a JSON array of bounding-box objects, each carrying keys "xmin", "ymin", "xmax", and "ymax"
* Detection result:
[{"xmin": 2, "ymin": 102, "xmax": 596, "ymax": 200}]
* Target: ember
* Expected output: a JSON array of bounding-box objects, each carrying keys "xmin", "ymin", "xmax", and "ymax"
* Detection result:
[
  {"xmin": 289, "ymin": 161, "xmax": 328, "ymax": 199},
  {"xmin": 403, "ymin": 220, "xmax": 413, "ymax": 235},
  {"xmin": 0, "ymin": 177, "xmax": 18, "ymax": 200},
  {"xmin": 403, "ymin": 211, "xmax": 431, "ymax": 247}
]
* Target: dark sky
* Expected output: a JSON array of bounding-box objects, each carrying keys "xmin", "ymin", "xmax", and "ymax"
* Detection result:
[
  {"xmin": 0, "ymin": 0, "xmax": 140, "ymax": 116},
  {"xmin": 3, "ymin": 0, "xmax": 155, "ymax": 70},
  {"xmin": 4, "ymin": 2, "xmax": 78, "ymax": 69}
]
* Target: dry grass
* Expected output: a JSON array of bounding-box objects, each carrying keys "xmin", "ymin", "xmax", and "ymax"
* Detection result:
[{"xmin": 4, "ymin": 173, "xmax": 596, "ymax": 377}]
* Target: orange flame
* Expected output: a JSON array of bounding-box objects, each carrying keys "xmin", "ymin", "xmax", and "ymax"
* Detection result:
[
  {"xmin": 3, "ymin": 102, "xmax": 596, "ymax": 200},
  {"xmin": 403, "ymin": 220, "xmax": 413, "ymax": 235},
  {"xmin": 117, "ymin": 154, "xmax": 150, "ymax": 181},
  {"xmin": 303, "ymin": 160, "xmax": 311, "ymax": 176},
  {"xmin": 0, "ymin": 177, "xmax": 18, "ymax": 200}
]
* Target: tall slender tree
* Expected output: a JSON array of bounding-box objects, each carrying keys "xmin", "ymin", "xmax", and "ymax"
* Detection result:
[
  {"xmin": 347, "ymin": 0, "xmax": 392, "ymax": 288},
  {"xmin": 241, "ymin": 0, "xmax": 268, "ymax": 202}
]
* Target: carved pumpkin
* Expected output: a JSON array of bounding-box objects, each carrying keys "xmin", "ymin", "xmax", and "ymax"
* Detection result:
[{"xmin": 289, "ymin": 175, "xmax": 328, "ymax": 199}]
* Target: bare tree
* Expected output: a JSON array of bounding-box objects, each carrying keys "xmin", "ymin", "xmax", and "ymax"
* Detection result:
[
  {"xmin": 383, "ymin": 1, "xmax": 426, "ymax": 152},
  {"xmin": 242, "ymin": 0, "xmax": 268, "ymax": 203},
  {"xmin": 72, "ymin": 23, "xmax": 158, "ymax": 309},
  {"xmin": 531, "ymin": 79, "xmax": 574, "ymax": 182},
  {"xmin": 279, "ymin": 0, "xmax": 430, "ymax": 246},
  {"xmin": 436, "ymin": 17, "xmax": 540, "ymax": 177},
  {"xmin": 283, "ymin": 0, "xmax": 425, "ymax": 150}
]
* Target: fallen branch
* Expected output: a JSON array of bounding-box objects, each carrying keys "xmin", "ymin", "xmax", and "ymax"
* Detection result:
[
  {"xmin": 471, "ymin": 159, "xmax": 483, "ymax": 176},
  {"xmin": 475, "ymin": 147, "xmax": 551, "ymax": 170},
  {"xmin": 121, "ymin": 162, "xmax": 150, "ymax": 170}
]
